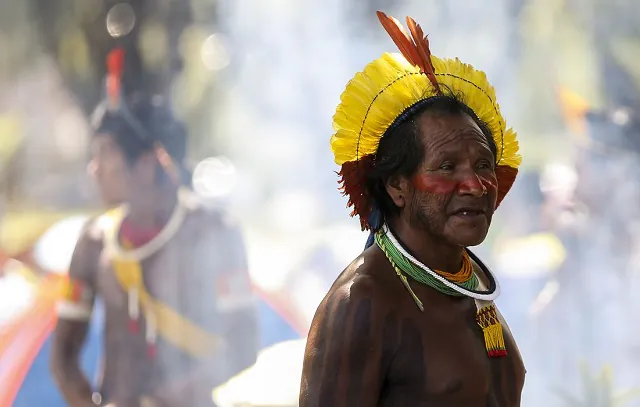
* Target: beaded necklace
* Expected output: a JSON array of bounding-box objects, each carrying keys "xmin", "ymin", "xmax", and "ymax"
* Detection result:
[
  {"xmin": 375, "ymin": 231, "xmax": 479, "ymax": 300},
  {"xmin": 378, "ymin": 224, "xmax": 500, "ymax": 301},
  {"xmin": 375, "ymin": 225, "xmax": 507, "ymax": 357}
]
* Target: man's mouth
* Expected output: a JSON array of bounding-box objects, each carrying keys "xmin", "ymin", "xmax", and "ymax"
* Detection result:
[{"xmin": 451, "ymin": 208, "xmax": 485, "ymax": 217}]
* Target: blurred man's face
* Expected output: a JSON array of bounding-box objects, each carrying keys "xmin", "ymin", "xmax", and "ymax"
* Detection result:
[{"xmin": 88, "ymin": 133, "xmax": 131, "ymax": 206}]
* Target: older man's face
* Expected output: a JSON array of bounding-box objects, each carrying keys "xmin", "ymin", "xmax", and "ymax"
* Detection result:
[{"xmin": 402, "ymin": 111, "xmax": 497, "ymax": 247}]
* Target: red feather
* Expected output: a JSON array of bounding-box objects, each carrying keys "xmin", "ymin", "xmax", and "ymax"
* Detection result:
[
  {"xmin": 405, "ymin": 17, "xmax": 441, "ymax": 94},
  {"xmin": 495, "ymin": 165, "xmax": 518, "ymax": 208},
  {"xmin": 376, "ymin": 11, "xmax": 420, "ymax": 67},
  {"xmin": 106, "ymin": 48, "xmax": 125, "ymax": 108},
  {"xmin": 375, "ymin": 12, "xmax": 442, "ymax": 95},
  {"xmin": 338, "ymin": 155, "xmax": 376, "ymax": 231}
]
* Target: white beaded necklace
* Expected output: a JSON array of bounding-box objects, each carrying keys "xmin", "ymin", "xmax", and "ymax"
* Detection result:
[
  {"xmin": 102, "ymin": 188, "xmax": 189, "ymax": 357},
  {"xmin": 382, "ymin": 224, "xmax": 501, "ymax": 301}
]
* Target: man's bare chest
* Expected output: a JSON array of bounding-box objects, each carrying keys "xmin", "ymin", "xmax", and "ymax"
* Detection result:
[
  {"xmin": 381, "ymin": 305, "xmax": 525, "ymax": 407},
  {"xmin": 94, "ymin": 236, "xmax": 200, "ymax": 316}
]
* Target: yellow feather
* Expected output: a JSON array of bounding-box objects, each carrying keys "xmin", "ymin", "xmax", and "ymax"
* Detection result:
[{"xmin": 330, "ymin": 52, "xmax": 522, "ymax": 172}]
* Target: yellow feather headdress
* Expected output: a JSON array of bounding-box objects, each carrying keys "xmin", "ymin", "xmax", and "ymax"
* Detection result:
[{"xmin": 331, "ymin": 12, "xmax": 522, "ymax": 230}]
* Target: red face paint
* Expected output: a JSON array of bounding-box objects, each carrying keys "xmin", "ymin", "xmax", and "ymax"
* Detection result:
[
  {"xmin": 412, "ymin": 173, "xmax": 457, "ymax": 194},
  {"xmin": 457, "ymin": 174, "xmax": 485, "ymax": 195},
  {"xmin": 413, "ymin": 172, "xmax": 497, "ymax": 196},
  {"xmin": 480, "ymin": 173, "xmax": 499, "ymax": 207},
  {"xmin": 479, "ymin": 173, "xmax": 498, "ymax": 194}
]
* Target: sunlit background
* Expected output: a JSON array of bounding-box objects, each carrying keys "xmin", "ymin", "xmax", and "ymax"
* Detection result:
[{"xmin": 0, "ymin": 0, "xmax": 639, "ymax": 406}]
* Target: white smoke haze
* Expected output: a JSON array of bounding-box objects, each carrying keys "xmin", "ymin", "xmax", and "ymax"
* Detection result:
[
  {"xmin": 216, "ymin": 1, "xmax": 640, "ymax": 406},
  {"xmin": 0, "ymin": 0, "xmax": 639, "ymax": 406}
]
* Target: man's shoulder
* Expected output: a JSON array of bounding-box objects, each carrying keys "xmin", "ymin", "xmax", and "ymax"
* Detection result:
[
  {"xmin": 307, "ymin": 248, "xmax": 401, "ymax": 349},
  {"xmin": 322, "ymin": 247, "xmax": 398, "ymax": 313},
  {"xmin": 68, "ymin": 215, "xmax": 109, "ymax": 280},
  {"xmin": 76, "ymin": 214, "xmax": 109, "ymax": 246}
]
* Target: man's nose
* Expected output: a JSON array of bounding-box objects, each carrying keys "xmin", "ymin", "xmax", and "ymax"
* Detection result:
[{"xmin": 457, "ymin": 171, "xmax": 485, "ymax": 197}]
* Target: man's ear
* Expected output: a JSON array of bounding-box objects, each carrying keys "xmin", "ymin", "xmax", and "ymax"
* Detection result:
[{"xmin": 384, "ymin": 175, "xmax": 411, "ymax": 209}]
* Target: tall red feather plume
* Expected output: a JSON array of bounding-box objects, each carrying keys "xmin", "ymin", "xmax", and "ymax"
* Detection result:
[
  {"xmin": 106, "ymin": 48, "xmax": 125, "ymax": 109},
  {"xmin": 376, "ymin": 11, "xmax": 420, "ymax": 67},
  {"xmin": 405, "ymin": 17, "xmax": 441, "ymax": 95},
  {"xmin": 375, "ymin": 11, "xmax": 441, "ymax": 95}
]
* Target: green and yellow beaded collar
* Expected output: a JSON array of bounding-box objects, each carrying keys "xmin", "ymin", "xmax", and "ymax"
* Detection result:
[{"xmin": 375, "ymin": 224, "xmax": 507, "ymax": 357}]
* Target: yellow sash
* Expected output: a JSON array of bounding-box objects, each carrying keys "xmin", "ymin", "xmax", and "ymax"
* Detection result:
[{"xmin": 105, "ymin": 208, "xmax": 221, "ymax": 359}]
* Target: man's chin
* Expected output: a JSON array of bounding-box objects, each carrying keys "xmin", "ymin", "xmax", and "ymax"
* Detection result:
[
  {"xmin": 455, "ymin": 236, "xmax": 486, "ymax": 247},
  {"xmin": 101, "ymin": 194, "xmax": 126, "ymax": 207},
  {"xmin": 442, "ymin": 232, "xmax": 486, "ymax": 247},
  {"xmin": 444, "ymin": 219, "xmax": 490, "ymax": 247}
]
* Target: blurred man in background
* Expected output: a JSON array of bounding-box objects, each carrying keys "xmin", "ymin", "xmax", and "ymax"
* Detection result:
[
  {"xmin": 50, "ymin": 82, "xmax": 259, "ymax": 406},
  {"xmin": 533, "ymin": 104, "xmax": 640, "ymax": 398}
]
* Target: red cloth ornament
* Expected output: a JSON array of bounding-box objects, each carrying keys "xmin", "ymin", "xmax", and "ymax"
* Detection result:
[
  {"xmin": 120, "ymin": 218, "xmax": 163, "ymax": 248},
  {"xmin": 128, "ymin": 319, "xmax": 139, "ymax": 334},
  {"xmin": 147, "ymin": 343, "xmax": 157, "ymax": 359}
]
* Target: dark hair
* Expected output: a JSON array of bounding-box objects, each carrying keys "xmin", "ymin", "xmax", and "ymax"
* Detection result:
[
  {"xmin": 366, "ymin": 95, "xmax": 497, "ymax": 224},
  {"xmin": 94, "ymin": 95, "xmax": 187, "ymax": 166}
]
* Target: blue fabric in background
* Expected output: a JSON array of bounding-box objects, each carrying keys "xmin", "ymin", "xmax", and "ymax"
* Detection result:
[
  {"xmin": 11, "ymin": 297, "xmax": 299, "ymax": 406},
  {"xmin": 12, "ymin": 300, "xmax": 104, "ymax": 407}
]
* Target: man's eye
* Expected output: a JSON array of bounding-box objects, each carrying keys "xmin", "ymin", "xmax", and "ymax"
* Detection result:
[
  {"xmin": 439, "ymin": 163, "xmax": 454, "ymax": 171},
  {"xmin": 477, "ymin": 160, "xmax": 494, "ymax": 170}
]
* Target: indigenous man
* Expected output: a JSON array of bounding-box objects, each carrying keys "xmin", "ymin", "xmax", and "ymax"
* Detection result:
[
  {"xmin": 300, "ymin": 12, "xmax": 525, "ymax": 407},
  {"xmin": 50, "ymin": 49, "xmax": 258, "ymax": 407}
]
